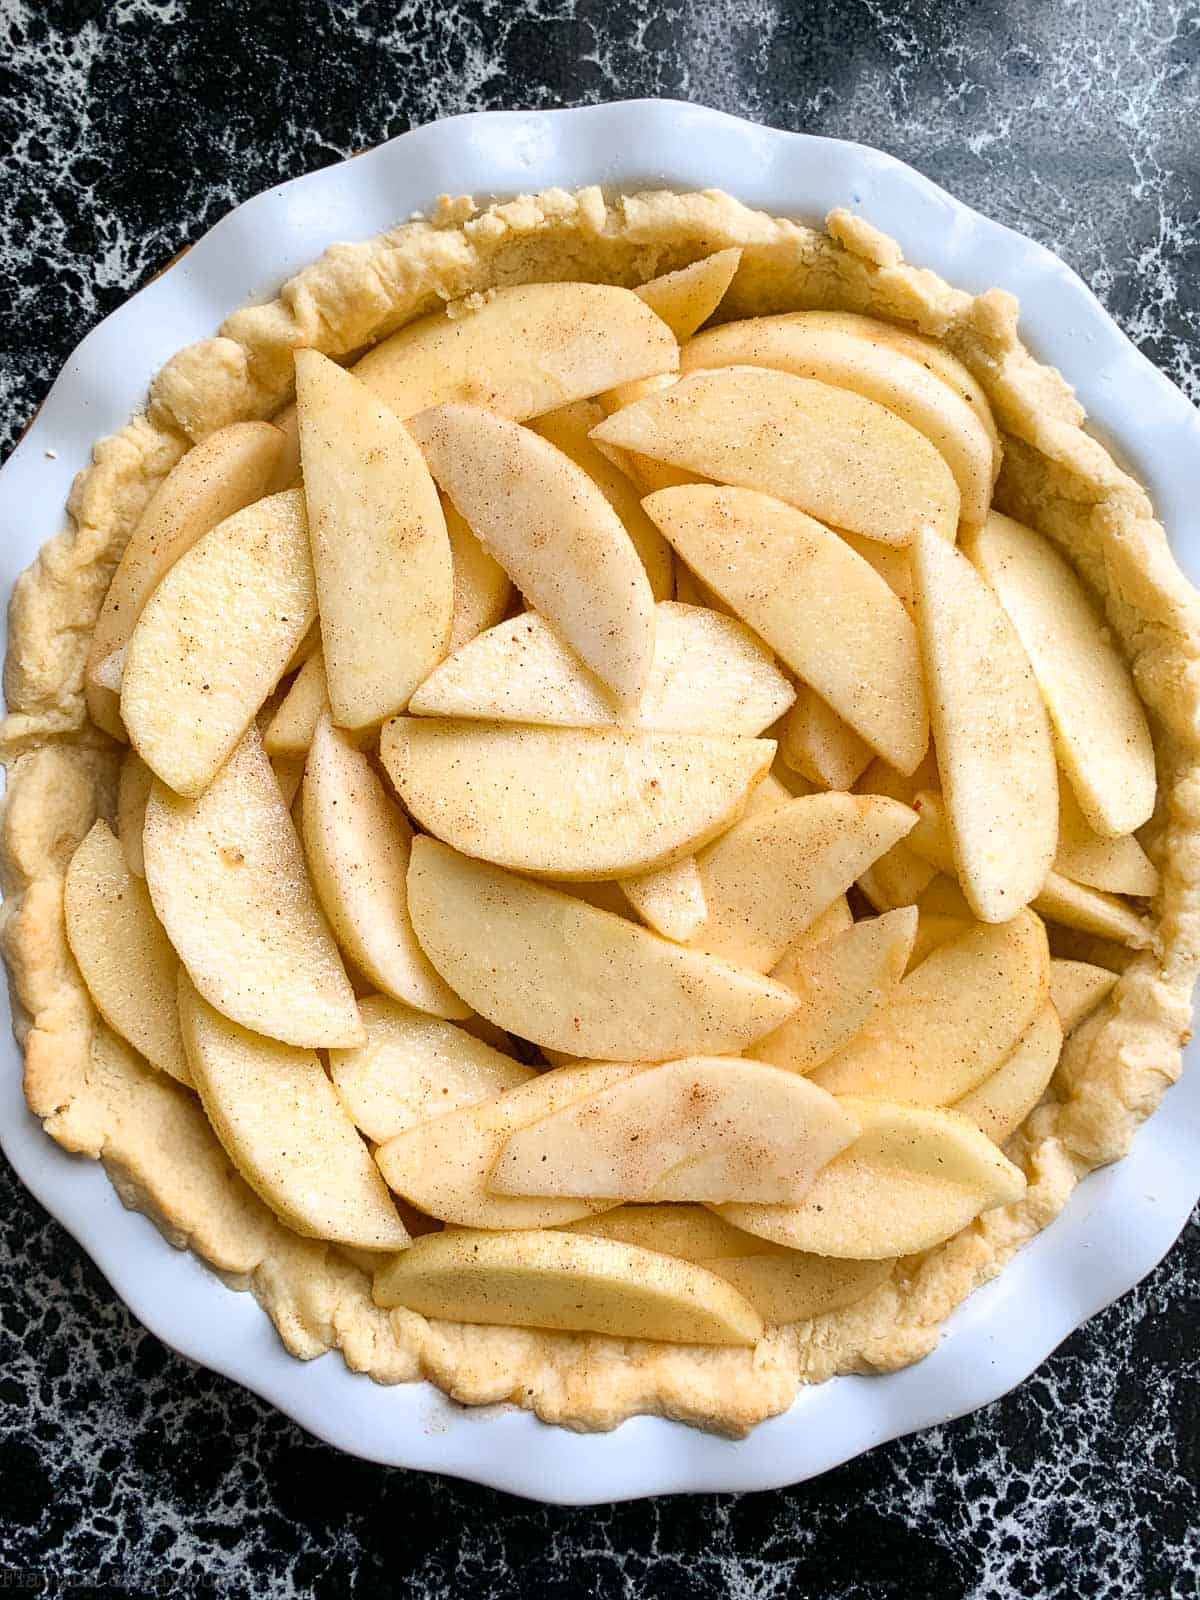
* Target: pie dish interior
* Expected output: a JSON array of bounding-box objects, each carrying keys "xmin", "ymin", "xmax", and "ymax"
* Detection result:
[{"xmin": 3, "ymin": 184, "xmax": 1198, "ymax": 1436}]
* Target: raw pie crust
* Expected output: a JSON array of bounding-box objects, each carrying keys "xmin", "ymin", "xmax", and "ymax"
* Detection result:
[{"xmin": 3, "ymin": 186, "xmax": 1198, "ymax": 1436}]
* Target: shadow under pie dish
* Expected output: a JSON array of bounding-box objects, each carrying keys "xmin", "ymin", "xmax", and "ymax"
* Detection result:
[{"xmin": 3, "ymin": 177, "xmax": 1198, "ymax": 1445}]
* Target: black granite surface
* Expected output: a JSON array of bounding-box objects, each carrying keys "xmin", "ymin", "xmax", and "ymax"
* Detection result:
[{"xmin": 1, "ymin": 1, "xmax": 1198, "ymax": 1594}]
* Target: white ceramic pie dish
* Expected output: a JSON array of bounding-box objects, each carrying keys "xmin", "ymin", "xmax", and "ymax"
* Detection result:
[{"xmin": 2, "ymin": 100, "xmax": 1199, "ymax": 1504}]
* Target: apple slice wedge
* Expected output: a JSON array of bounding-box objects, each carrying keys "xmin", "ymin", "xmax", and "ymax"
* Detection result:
[
  {"xmin": 262, "ymin": 649, "xmax": 327, "ymax": 757},
  {"xmin": 964, "ymin": 512, "xmax": 1155, "ymax": 836},
  {"xmin": 1049, "ymin": 959, "xmax": 1118, "ymax": 1033},
  {"xmin": 116, "ymin": 750, "xmax": 153, "ymax": 877},
  {"xmin": 566, "ymin": 1203, "xmax": 777, "ymax": 1260},
  {"xmin": 64, "ymin": 821, "xmax": 190, "ymax": 1085},
  {"xmin": 491, "ymin": 1058, "xmax": 861, "ymax": 1204},
  {"xmin": 407, "ymin": 404, "xmax": 656, "ymax": 703},
  {"xmin": 408, "ymin": 603, "xmax": 794, "ymax": 736},
  {"xmin": 296, "ymin": 350, "xmax": 453, "ymax": 729},
  {"xmin": 302, "ymin": 713, "xmax": 471, "ymax": 1018},
  {"xmin": 179, "ymin": 979, "xmax": 407, "ymax": 1249},
  {"xmin": 121, "ymin": 489, "xmax": 316, "ymax": 797},
  {"xmin": 443, "ymin": 497, "xmax": 513, "ymax": 651},
  {"xmin": 372, "ymin": 1228, "xmax": 763, "ymax": 1346},
  {"xmin": 375, "ymin": 1061, "xmax": 643, "ymax": 1229},
  {"xmin": 717, "ymin": 1097, "xmax": 1026, "ymax": 1258},
  {"xmin": 780, "ymin": 685, "xmax": 876, "ymax": 791},
  {"xmin": 86, "ymin": 421, "xmax": 285, "ymax": 739},
  {"xmin": 352, "ymin": 281, "xmax": 679, "ymax": 422},
  {"xmin": 912, "ymin": 527, "xmax": 1058, "ymax": 921},
  {"xmin": 328, "ymin": 994, "xmax": 534, "ymax": 1144},
  {"xmin": 687, "ymin": 793, "xmax": 918, "ymax": 971},
  {"xmin": 634, "ymin": 248, "xmax": 742, "ymax": 340},
  {"xmin": 701, "ymin": 1253, "xmax": 893, "ymax": 1326},
  {"xmin": 620, "ymin": 856, "xmax": 708, "ymax": 942},
  {"xmin": 592, "ymin": 366, "xmax": 961, "ymax": 545},
  {"xmin": 644, "ymin": 485, "xmax": 928, "ymax": 772},
  {"xmin": 1054, "ymin": 779, "xmax": 1158, "ymax": 897},
  {"xmin": 810, "ymin": 910, "xmax": 1049, "ymax": 1103},
  {"xmin": 406, "ymin": 839, "xmax": 798, "ymax": 1060},
  {"xmin": 953, "ymin": 1001, "xmax": 1063, "ymax": 1144},
  {"xmin": 530, "ymin": 399, "xmax": 674, "ymax": 599},
  {"xmin": 683, "ymin": 311, "xmax": 996, "ymax": 525},
  {"xmin": 380, "ymin": 718, "xmax": 774, "ymax": 880},
  {"xmin": 749, "ymin": 907, "xmax": 918, "ymax": 1076},
  {"xmin": 143, "ymin": 725, "xmax": 361, "ymax": 1049}
]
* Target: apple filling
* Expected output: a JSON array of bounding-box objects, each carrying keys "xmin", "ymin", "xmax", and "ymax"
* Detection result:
[{"xmin": 63, "ymin": 252, "xmax": 1158, "ymax": 1351}]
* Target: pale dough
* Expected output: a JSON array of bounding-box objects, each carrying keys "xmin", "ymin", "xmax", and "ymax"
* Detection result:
[{"xmin": 2, "ymin": 186, "xmax": 1198, "ymax": 1436}]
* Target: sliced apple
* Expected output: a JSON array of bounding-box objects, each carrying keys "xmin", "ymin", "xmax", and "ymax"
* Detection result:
[
  {"xmin": 116, "ymin": 750, "xmax": 153, "ymax": 877},
  {"xmin": 86, "ymin": 421, "xmax": 285, "ymax": 738},
  {"xmin": 352, "ymin": 281, "xmax": 679, "ymax": 422},
  {"xmin": 703, "ymin": 1253, "xmax": 893, "ymax": 1325},
  {"xmin": 644, "ymin": 485, "xmax": 928, "ymax": 771},
  {"xmin": 530, "ymin": 399, "xmax": 674, "ymax": 599},
  {"xmin": 744, "ymin": 770, "xmax": 799, "ymax": 819},
  {"xmin": 121, "ymin": 489, "xmax": 316, "ymax": 796},
  {"xmin": 672, "ymin": 560, "xmax": 729, "ymax": 613},
  {"xmin": 687, "ymin": 794, "xmax": 917, "ymax": 971},
  {"xmin": 381, "ymin": 718, "xmax": 773, "ymax": 880},
  {"xmin": 302, "ymin": 713, "xmax": 471, "ymax": 1017},
  {"xmin": 750, "ymin": 907, "xmax": 917, "ymax": 1076},
  {"xmin": 491, "ymin": 1058, "xmax": 861, "ymax": 1204},
  {"xmin": 443, "ymin": 497, "xmax": 513, "ymax": 651},
  {"xmin": 912, "ymin": 527, "xmax": 1058, "ymax": 921},
  {"xmin": 593, "ymin": 366, "xmax": 961, "ymax": 545},
  {"xmin": 593, "ymin": 373, "xmax": 702, "ymax": 495},
  {"xmin": 857, "ymin": 847, "xmax": 938, "ymax": 914},
  {"xmin": 780, "ymin": 686, "xmax": 875, "ymax": 791},
  {"xmin": 620, "ymin": 855, "xmax": 708, "ymax": 942},
  {"xmin": 296, "ymin": 350, "xmax": 453, "ymax": 728},
  {"xmin": 408, "ymin": 603, "xmax": 793, "ymax": 736},
  {"xmin": 953, "ymin": 1002, "xmax": 1064, "ymax": 1144},
  {"xmin": 328, "ymin": 994, "xmax": 534, "ymax": 1143},
  {"xmin": 1054, "ymin": 779, "xmax": 1158, "ymax": 896},
  {"xmin": 635, "ymin": 248, "xmax": 742, "ymax": 340},
  {"xmin": 1049, "ymin": 959, "xmax": 1119, "ymax": 1033},
  {"xmin": 375, "ymin": 1061, "xmax": 643, "ymax": 1228},
  {"xmin": 64, "ymin": 821, "xmax": 190, "ymax": 1085},
  {"xmin": 372, "ymin": 1227, "xmax": 763, "ymax": 1346},
  {"xmin": 793, "ymin": 895, "xmax": 855, "ymax": 946},
  {"xmin": 964, "ymin": 512, "xmax": 1155, "ymax": 836},
  {"xmin": 683, "ymin": 312, "xmax": 996, "ymax": 525},
  {"xmin": 179, "ymin": 979, "xmax": 407, "ymax": 1249},
  {"xmin": 143, "ymin": 725, "xmax": 361, "ymax": 1048},
  {"xmin": 717, "ymin": 1097, "xmax": 1026, "ymax": 1258},
  {"xmin": 262, "ymin": 649, "xmax": 327, "ymax": 757},
  {"xmin": 907, "ymin": 911, "xmax": 971, "ymax": 971},
  {"xmin": 266, "ymin": 401, "xmax": 302, "ymax": 491},
  {"xmin": 840, "ymin": 531, "xmax": 917, "ymax": 618},
  {"xmin": 406, "ymin": 839, "xmax": 798, "ymax": 1060},
  {"xmin": 1033, "ymin": 872, "xmax": 1151, "ymax": 949},
  {"xmin": 271, "ymin": 754, "xmax": 305, "ymax": 809},
  {"xmin": 407, "ymin": 404, "xmax": 655, "ymax": 702},
  {"xmin": 811, "ymin": 911, "xmax": 1048, "ymax": 1103},
  {"xmin": 566, "ymin": 1203, "xmax": 776, "ymax": 1260}
]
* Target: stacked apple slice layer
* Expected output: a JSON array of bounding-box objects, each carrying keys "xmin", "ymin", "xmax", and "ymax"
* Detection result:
[{"xmin": 66, "ymin": 258, "xmax": 1157, "ymax": 1350}]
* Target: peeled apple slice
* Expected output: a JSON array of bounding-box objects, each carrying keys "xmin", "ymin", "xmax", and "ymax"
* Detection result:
[
  {"xmin": 143, "ymin": 726, "xmax": 362, "ymax": 1049},
  {"xmin": 179, "ymin": 979, "xmax": 408, "ymax": 1250},
  {"xmin": 780, "ymin": 687, "xmax": 875, "ymax": 792},
  {"xmin": 702, "ymin": 1253, "xmax": 893, "ymax": 1325},
  {"xmin": 1049, "ymin": 959, "xmax": 1118, "ymax": 1032},
  {"xmin": 566, "ymin": 1204, "xmax": 777, "ymax": 1260},
  {"xmin": 644, "ymin": 485, "xmax": 928, "ymax": 772},
  {"xmin": 592, "ymin": 365, "xmax": 961, "ymax": 545},
  {"xmin": 964, "ymin": 512, "xmax": 1155, "ymax": 837},
  {"xmin": 953, "ymin": 1002, "xmax": 1063, "ymax": 1144},
  {"xmin": 1032, "ymin": 873, "xmax": 1151, "ymax": 949},
  {"xmin": 296, "ymin": 350, "xmax": 453, "ymax": 729},
  {"xmin": 116, "ymin": 750, "xmax": 153, "ymax": 877},
  {"xmin": 593, "ymin": 373, "xmax": 701, "ymax": 495},
  {"xmin": 405, "ymin": 839, "xmax": 798, "ymax": 1060},
  {"xmin": 352, "ymin": 281, "xmax": 679, "ymax": 422},
  {"xmin": 122, "ymin": 489, "xmax": 316, "ymax": 797},
  {"xmin": 444, "ymin": 498, "xmax": 512, "ymax": 651},
  {"xmin": 86, "ymin": 421, "xmax": 284, "ymax": 739},
  {"xmin": 912, "ymin": 527, "xmax": 1058, "ymax": 921},
  {"xmin": 302, "ymin": 713, "xmax": 470, "ymax": 1018},
  {"xmin": 408, "ymin": 604, "xmax": 793, "ymax": 736},
  {"xmin": 688, "ymin": 794, "xmax": 918, "ymax": 971},
  {"xmin": 407, "ymin": 404, "xmax": 656, "ymax": 702},
  {"xmin": 811, "ymin": 911, "xmax": 1049, "ymax": 1103},
  {"xmin": 380, "ymin": 718, "xmax": 774, "ymax": 880},
  {"xmin": 64, "ymin": 821, "xmax": 190, "ymax": 1085},
  {"xmin": 683, "ymin": 311, "xmax": 996, "ymax": 525},
  {"xmin": 620, "ymin": 856, "xmax": 708, "ymax": 941},
  {"xmin": 328, "ymin": 995, "xmax": 534, "ymax": 1144},
  {"xmin": 372, "ymin": 1228, "xmax": 763, "ymax": 1347},
  {"xmin": 263, "ymin": 650, "xmax": 327, "ymax": 757},
  {"xmin": 491, "ymin": 1057, "xmax": 862, "ymax": 1204},
  {"xmin": 717, "ymin": 1097, "xmax": 1026, "ymax": 1259},
  {"xmin": 634, "ymin": 249, "xmax": 742, "ymax": 341},
  {"xmin": 750, "ymin": 907, "xmax": 918, "ymax": 1076},
  {"xmin": 1054, "ymin": 779, "xmax": 1158, "ymax": 897},
  {"xmin": 374, "ymin": 1062, "xmax": 643, "ymax": 1229}
]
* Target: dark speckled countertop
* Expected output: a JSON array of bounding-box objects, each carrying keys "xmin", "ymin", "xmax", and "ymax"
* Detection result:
[{"xmin": 1, "ymin": 2, "xmax": 1198, "ymax": 1594}]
